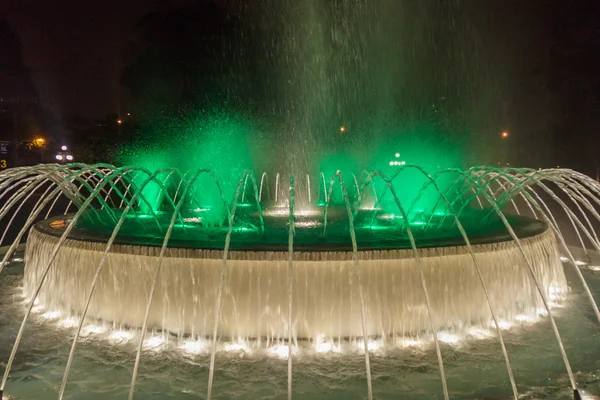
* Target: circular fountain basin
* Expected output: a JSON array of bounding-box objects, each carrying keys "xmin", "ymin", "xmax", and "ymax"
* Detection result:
[{"xmin": 23, "ymin": 213, "xmax": 567, "ymax": 339}]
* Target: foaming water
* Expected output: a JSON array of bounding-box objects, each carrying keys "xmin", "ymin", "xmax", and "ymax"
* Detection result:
[
  {"xmin": 2, "ymin": 256, "xmax": 600, "ymax": 399},
  {"xmin": 23, "ymin": 226, "xmax": 567, "ymax": 340}
]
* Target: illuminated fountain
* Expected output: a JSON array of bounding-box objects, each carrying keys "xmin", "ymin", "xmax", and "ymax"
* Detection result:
[{"xmin": 0, "ymin": 164, "xmax": 600, "ymax": 400}]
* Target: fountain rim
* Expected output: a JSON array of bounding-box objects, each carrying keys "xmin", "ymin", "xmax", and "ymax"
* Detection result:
[{"xmin": 30, "ymin": 215, "xmax": 552, "ymax": 261}]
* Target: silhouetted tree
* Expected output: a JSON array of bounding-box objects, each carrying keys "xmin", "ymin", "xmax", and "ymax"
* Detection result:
[
  {"xmin": 121, "ymin": 1, "xmax": 256, "ymax": 119},
  {"xmin": 61, "ymin": 113, "xmax": 133, "ymax": 164},
  {"xmin": 0, "ymin": 17, "xmax": 53, "ymax": 165},
  {"xmin": 547, "ymin": 0, "xmax": 600, "ymax": 173},
  {"xmin": 0, "ymin": 17, "xmax": 37, "ymax": 104}
]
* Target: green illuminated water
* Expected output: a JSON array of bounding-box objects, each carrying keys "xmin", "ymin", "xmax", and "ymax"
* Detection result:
[
  {"xmin": 120, "ymin": 0, "xmax": 480, "ymax": 213},
  {"xmin": 66, "ymin": 207, "xmax": 545, "ymax": 251},
  {"xmin": 119, "ymin": 110, "xmax": 262, "ymax": 215}
]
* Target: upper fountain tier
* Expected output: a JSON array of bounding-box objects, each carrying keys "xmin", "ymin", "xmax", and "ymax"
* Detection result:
[{"xmin": 40, "ymin": 206, "xmax": 547, "ymax": 252}]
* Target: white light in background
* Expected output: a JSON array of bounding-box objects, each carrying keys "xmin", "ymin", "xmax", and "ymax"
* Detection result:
[{"xmin": 389, "ymin": 160, "xmax": 407, "ymax": 166}]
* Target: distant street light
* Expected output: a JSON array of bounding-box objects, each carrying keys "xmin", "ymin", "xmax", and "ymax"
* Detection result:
[
  {"xmin": 55, "ymin": 147, "xmax": 73, "ymax": 163},
  {"xmin": 117, "ymin": 119, "xmax": 123, "ymax": 124},
  {"xmin": 339, "ymin": 126, "xmax": 345, "ymax": 133},
  {"xmin": 501, "ymin": 131, "xmax": 509, "ymax": 139},
  {"xmin": 34, "ymin": 137, "xmax": 46, "ymax": 146}
]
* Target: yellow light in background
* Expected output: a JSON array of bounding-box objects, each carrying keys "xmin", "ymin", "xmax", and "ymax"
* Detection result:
[
  {"xmin": 339, "ymin": 126, "xmax": 345, "ymax": 133},
  {"xmin": 117, "ymin": 119, "xmax": 123, "ymax": 124},
  {"xmin": 501, "ymin": 131, "xmax": 509, "ymax": 138}
]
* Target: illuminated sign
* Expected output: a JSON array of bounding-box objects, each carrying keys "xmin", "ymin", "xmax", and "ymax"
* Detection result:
[{"xmin": 0, "ymin": 141, "xmax": 8, "ymax": 169}]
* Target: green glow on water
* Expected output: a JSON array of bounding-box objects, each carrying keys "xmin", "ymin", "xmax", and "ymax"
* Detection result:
[
  {"xmin": 120, "ymin": 151, "xmax": 170, "ymax": 213},
  {"xmin": 319, "ymin": 153, "xmax": 359, "ymax": 204},
  {"xmin": 172, "ymin": 223, "xmax": 198, "ymax": 229},
  {"xmin": 364, "ymin": 225, "xmax": 395, "ymax": 232},
  {"xmin": 120, "ymin": 109, "xmax": 261, "ymax": 223},
  {"xmin": 362, "ymin": 220, "xmax": 426, "ymax": 232},
  {"xmin": 135, "ymin": 214, "xmax": 156, "ymax": 219},
  {"xmin": 377, "ymin": 213, "xmax": 401, "ymax": 220},
  {"xmin": 307, "ymin": 114, "xmax": 465, "ymax": 213},
  {"xmin": 233, "ymin": 227, "xmax": 258, "ymax": 233},
  {"xmin": 364, "ymin": 119, "xmax": 463, "ymax": 215}
]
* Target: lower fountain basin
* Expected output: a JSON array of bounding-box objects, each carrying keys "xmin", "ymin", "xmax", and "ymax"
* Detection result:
[{"xmin": 23, "ymin": 216, "xmax": 567, "ymax": 339}]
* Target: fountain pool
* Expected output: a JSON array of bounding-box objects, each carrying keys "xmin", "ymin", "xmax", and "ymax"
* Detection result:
[{"xmin": 0, "ymin": 164, "xmax": 599, "ymax": 400}]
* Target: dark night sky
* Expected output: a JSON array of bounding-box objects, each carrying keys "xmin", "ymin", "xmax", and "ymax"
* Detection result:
[
  {"xmin": 1, "ymin": 0, "xmax": 599, "ymax": 138},
  {"xmin": 2, "ymin": 0, "xmax": 160, "ymax": 118}
]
